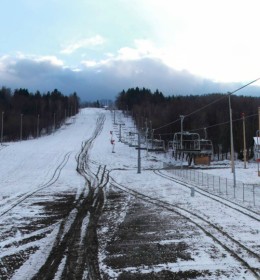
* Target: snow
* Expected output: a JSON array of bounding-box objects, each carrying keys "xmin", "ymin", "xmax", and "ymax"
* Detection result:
[{"xmin": 0, "ymin": 108, "xmax": 259, "ymax": 279}]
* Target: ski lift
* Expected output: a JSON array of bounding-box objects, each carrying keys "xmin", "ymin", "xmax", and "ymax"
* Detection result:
[
  {"xmin": 173, "ymin": 131, "xmax": 213, "ymax": 165},
  {"xmin": 128, "ymin": 131, "xmax": 138, "ymax": 147},
  {"xmin": 253, "ymin": 130, "xmax": 260, "ymax": 160},
  {"xmin": 173, "ymin": 131, "xmax": 200, "ymax": 154},
  {"xmin": 146, "ymin": 138, "xmax": 165, "ymax": 152},
  {"xmin": 168, "ymin": 140, "xmax": 173, "ymax": 150}
]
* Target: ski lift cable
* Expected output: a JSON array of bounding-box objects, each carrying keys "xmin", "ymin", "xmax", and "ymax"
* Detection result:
[
  {"xmin": 153, "ymin": 118, "xmax": 181, "ymax": 131},
  {"xmin": 185, "ymin": 77, "xmax": 260, "ymax": 119},
  {"xmin": 189, "ymin": 113, "xmax": 258, "ymax": 132},
  {"xmin": 153, "ymin": 113, "xmax": 258, "ymax": 136},
  {"xmin": 154, "ymin": 77, "xmax": 260, "ymax": 131}
]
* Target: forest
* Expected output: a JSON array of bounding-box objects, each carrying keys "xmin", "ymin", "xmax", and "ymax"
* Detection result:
[
  {"xmin": 0, "ymin": 87, "xmax": 79, "ymax": 141},
  {"xmin": 115, "ymin": 87, "xmax": 260, "ymax": 158}
]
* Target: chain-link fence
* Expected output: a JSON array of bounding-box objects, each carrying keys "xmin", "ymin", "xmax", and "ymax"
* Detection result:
[{"xmin": 170, "ymin": 168, "xmax": 260, "ymax": 207}]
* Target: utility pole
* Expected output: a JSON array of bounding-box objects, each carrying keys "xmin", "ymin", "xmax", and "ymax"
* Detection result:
[
  {"xmin": 257, "ymin": 130, "xmax": 260, "ymax": 176},
  {"xmin": 37, "ymin": 114, "xmax": 40, "ymax": 138},
  {"xmin": 204, "ymin": 127, "xmax": 207, "ymax": 139},
  {"xmin": 242, "ymin": 113, "xmax": 247, "ymax": 169},
  {"xmin": 145, "ymin": 119, "xmax": 148, "ymax": 154},
  {"xmin": 20, "ymin": 114, "xmax": 23, "ymax": 141},
  {"xmin": 228, "ymin": 95, "xmax": 236, "ymax": 192},
  {"xmin": 118, "ymin": 123, "xmax": 125, "ymax": 142},
  {"xmin": 180, "ymin": 115, "xmax": 185, "ymax": 169},
  {"xmin": 150, "ymin": 120, "xmax": 153, "ymax": 149},
  {"xmin": 129, "ymin": 132, "xmax": 141, "ymax": 173},
  {"xmin": 145, "ymin": 119, "xmax": 148, "ymax": 142},
  {"xmin": 1, "ymin": 111, "xmax": 4, "ymax": 144},
  {"xmin": 259, "ymin": 107, "xmax": 260, "ymax": 132},
  {"xmin": 137, "ymin": 133, "xmax": 141, "ymax": 173},
  {"xmin": 53, "ymin": 113, "xmax": 56, "ymax": 133}
]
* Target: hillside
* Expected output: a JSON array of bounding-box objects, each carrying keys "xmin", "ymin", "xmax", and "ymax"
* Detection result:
[{"xmin": 0, "ymin": 108, "xmax": 259, "ymax": 279}]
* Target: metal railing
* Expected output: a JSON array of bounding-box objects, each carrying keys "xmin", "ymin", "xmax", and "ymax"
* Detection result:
[{"xmin": 171, "ymin": 168, "xmax": 260, "ymax": 208}]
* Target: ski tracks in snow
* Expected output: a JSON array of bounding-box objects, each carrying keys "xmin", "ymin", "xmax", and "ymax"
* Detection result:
[{"xmin": 0, "ymin": 151, "xmax": 72, "ymax": 218}]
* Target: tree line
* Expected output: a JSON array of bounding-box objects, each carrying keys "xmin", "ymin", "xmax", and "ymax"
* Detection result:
[
  {"xmin": 0, "ymin": 87, "xmax": 79, "ymax": 141},
  {"xmin": 116, "ymin": 87, "xmax": 260, "ymax": 158}
]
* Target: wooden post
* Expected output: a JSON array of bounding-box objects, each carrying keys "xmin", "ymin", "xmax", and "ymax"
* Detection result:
[
  {"xmin": 242, "ymin": 113, "xmax": 247, "ymax": 169},
  {"xmin": 258, "ymin": 107, "xmax": 260, "ymax": 176},
  {"xmin": 258, "ymin": 107, "xmax": 260, "ymax": 132}
]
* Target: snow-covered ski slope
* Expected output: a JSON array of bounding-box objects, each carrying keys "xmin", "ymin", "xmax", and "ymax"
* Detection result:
[{"xmin": 0, "ymin": 108, "xmax": 259, "ymax": 280}]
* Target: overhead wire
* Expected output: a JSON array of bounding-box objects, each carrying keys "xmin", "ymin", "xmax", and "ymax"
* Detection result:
[
  {"xmin": 185, "ymin": 77, "xmax": 260, "ymax": 119},
  {"xmin": 153, "ymin": 113, "xmax": 258, "ymax": 137},
  {"xmin": 154, "ymin": 77, "xmax": 260, "ymax": 131},
  {"xmin": 189, "ymin": 113, "xmax": 258, "ymax": 133}
]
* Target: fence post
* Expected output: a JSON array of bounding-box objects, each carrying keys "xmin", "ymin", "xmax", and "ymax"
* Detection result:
[
  {"xmin": 253, "ymin": 185, "xmax": 256, "ymax": 206},
  {"xmin": 226, "ymin": 178, "xmax": 228, "ymax": 195}
]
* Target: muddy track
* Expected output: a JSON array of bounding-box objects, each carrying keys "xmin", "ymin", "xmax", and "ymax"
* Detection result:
[
  {"xmin": 0, "ymin": 151, "xmax": 72, "ymax": 218},
  {"xmin": 110, "ymin": 177, "xmax": 260, "ymax": 280},
  {"xmin": 32, "ymin": 113, "xmax": 109, "ymax": 280}
]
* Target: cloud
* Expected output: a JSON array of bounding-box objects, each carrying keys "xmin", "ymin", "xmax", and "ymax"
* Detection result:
[
  {"xmin": 0, "ymin": 53, "xmax": 260, "ymax": 103},
  {"xmin": 60, "ymin": 35, "xmax": 105, "ymax": 55},
  {"xmin": 34, "ymin": 55, "xmax": 64, "ymax": 66},
  {"xmin": 115, "ymin": 39, "xmax": 163, "ymax": 61},
  {"xmin": 81, "ymin": 39, "xmax": 164, "ymax": 70}
]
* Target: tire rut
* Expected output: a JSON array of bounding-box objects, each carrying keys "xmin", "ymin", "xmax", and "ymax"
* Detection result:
[
  {"xmin": 110, "ymin": 177, "xmax": 260, "ymax": 280},
  {"xmin": 32, "ymin": 113, "xmax": 108, "ymax": 280}
]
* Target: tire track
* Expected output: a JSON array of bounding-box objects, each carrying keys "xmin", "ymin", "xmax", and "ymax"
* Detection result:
[
  {"xmin": 110, "ymin": 176, "xmax": 260, "ymax": 280},
  {"xmin": 0, "ymin": 151, "xmax": 72, "ymax": 218},
  {"xmin": 32, "ymin": 113, "xmax": 109, "ymax": 280}
]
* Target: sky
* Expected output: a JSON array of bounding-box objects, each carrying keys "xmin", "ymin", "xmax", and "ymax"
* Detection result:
[{"xmin": 1, "ymin": 0, "xmax": 260, "ymax": 101}]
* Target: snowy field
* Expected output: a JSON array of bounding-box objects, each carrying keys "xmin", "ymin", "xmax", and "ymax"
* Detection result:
[{"xmin": 0, "ymin": 108, "xmax": 259, "ymax": 279}]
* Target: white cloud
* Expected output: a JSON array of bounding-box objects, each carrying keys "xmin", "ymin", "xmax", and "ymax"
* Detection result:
[
  {"xmin": 116, "ymin": 39, "xmax": 162, "ymax": 61},
  {"xmin": 2, "ymin": 53, "xmax": 64, "ymax": 67},
  {"xmin": 61, "ymin": 35, "xmax": 105, "ymax": 55},
  {"xmin": 1, "ymin": 55, "xmax": 260, "ymax": 102},
  {"xmin": 34, "ymin": 55, "xmax": 64, "ymax": 67},
  {"xmin": 0, "ymin": 55, "xmax": 11, "ymax": 71},
  {"xmin": 81, "ymin": 39, "xmax": 164, "ymax": 70},
  {"xmin": 131, "ymin": 0, "xmax": 260, "ymax": 83},
  {"xmin": 81, "ymin": 60, "xmax": 98, "ymax": 67}
]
